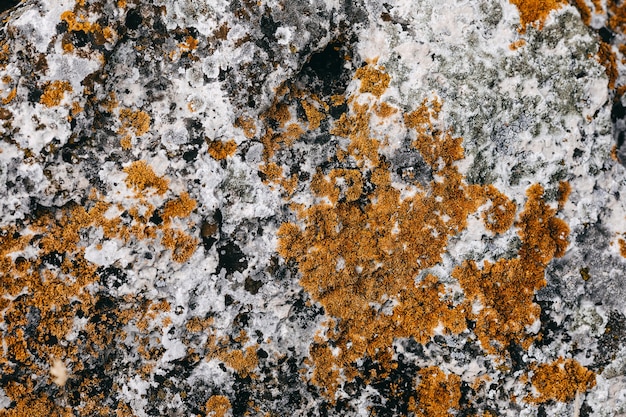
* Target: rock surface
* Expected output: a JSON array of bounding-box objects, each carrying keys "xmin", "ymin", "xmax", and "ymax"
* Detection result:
[{"xmin": 0, "ymin": 0, "xmax": 626, "ymax": 416}]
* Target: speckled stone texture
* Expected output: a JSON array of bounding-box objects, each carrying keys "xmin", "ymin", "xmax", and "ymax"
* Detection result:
[{"xmin": 1, "ymin": 0, "xmax": 626, "ymax": 416}]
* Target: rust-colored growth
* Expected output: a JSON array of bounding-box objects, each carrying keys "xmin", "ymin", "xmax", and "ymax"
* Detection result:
[
  {"xmin": 571, "ymin": 0, "xmax": 592, "ymax": 25},
  {"xmin": 608, "ymin": 0, "xmax": 626, "ymax": 33},
  {"xmin": 40, "ymin": 81, "xmax": 72, "ymax": 107},
  {"xmin": 483, "ymin": 185, "xmax": 517, "ymax": 234},
  {"xmin": 207, "ymin": 139, "xmax": 237, "ymax": 160},
  {"xmin": 205, "ymin": 395, "xmax": 231, "ymax": 417},
  {"xmin": 526, "ymin": 358, "xmax": 596, "ymax": 403},
  {"xmin": 508, "ymin": 0, "xmax": 565, "ymax": 31},
  {"xmin": 123, "ymin": 160, "xmax": 169, "ymax": 196},
  {"xmin": 355, "ymin": 64, "xmax": 391, "ymax": 97},
  {"xmin": 265, "ymin": 102, "xmax": 291, "ymax": 128},
  {"xmin": 161, "ymin": 228, "xmax": 198, "ymax": 263},
  {"xmin": 509, "ymin": 39, "xmax": 527, "ymax": 50},
  {"xmin": 216, "ymin": 345, "xmax": 258, "ymax": 378},
  {"xmin": 557, "ymin": 180, "xmax": 571, "ymax": 210},
  {"xmin": 179, "ymin": 35, "xmax": 198, "ymax": 52},
  {"xmin": 300, "ymin": 99, "xmax": 325, "ymax": 130},
  {"xmin": 235, "ymin": 116, "xmax": 257, "ymax": 138},
  {"xmin": 161, "ymin": 192, "xmax": 197, "ymax": 224},
  {"xmin": 259, "ymin": 162, "xmax": 283, "ymax": 184},
  {"xmin": 453, "ymin": 184, "xmax": 569, "ymax": 354},
  {"xmin": 374, "ymin": 102, "xmax": 398, "ymax": 118},
  {"xmin": 120, "ymin": 108, "xmax": 151, "ymax": 136},
  {"xmin": 409, "ymin": 367, "xmax": 462, "ymax": 417},
  {"xmin": 278, "ymin": 84, "xmax": 489, "ymax": 397},
  {"xmin": 619, "ymin": 237, "xmax": 626, "ymax": 257},
  {"xmin": 214, "ymin": 22, "xmax": 230, "ymax": 40},
  {"xmin": 597, "ymin": 42, "xmax": 618, "ymax": 89},
  {"xmin": 2, "ymin": 87, "xmax": 16, "ymax": 105}
]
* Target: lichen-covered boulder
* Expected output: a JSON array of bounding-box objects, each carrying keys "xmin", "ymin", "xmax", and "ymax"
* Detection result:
[{"xmin": 1, "ymin": 0, "xmax": 626, "ymax": 416}]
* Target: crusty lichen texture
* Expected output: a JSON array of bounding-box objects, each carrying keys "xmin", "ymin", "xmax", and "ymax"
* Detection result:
[{"xmin": 273, "ymin": 65, "xmax": 593, "ymax": 408}]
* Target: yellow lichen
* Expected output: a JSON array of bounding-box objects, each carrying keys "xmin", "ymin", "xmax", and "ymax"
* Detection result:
[
  {"xmin": 619, "ymin": 237, "xmax": 626, "ymax": 258},
  {"xmin": 123, "ymin": 160, "xmax": 169, "ymax": 196},
  {"xmin": 301, "ymin": 99, "xmax": 325, "ymax": 130},
  {"xmin": 2, "ymin": 87, "xmax": 16, "ymax": 105},
  {"xmin": 161, "ymin": 192, "xmax": 197, "ymax": 225},
  {"xmin": 161, "ymin": 228, "xmax": 198, "ymax": 263},
  {"xmin": 208, "ymin": 139, "xmax": 237, "ymax": 160},
  {"xmin": 205, "ymin": 395, "xmax": 231, "ymax": 417},
  {"xmin": 40, "ymin": 81, "xmax": 72, "ymax": 107},
  {"xmin": 119, "ymin": 108, "xmax": 150, "ymax": 136}
]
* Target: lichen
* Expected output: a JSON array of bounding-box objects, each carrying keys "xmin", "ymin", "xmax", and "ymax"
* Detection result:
[{"xmin": 526, "ymin": 357, "xmax": 596, "ymax": 403}]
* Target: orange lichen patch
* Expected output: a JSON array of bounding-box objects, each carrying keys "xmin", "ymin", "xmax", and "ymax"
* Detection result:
[
  {"xmin": 355, "ymin": 64, "xmax": 391, "ymax": 97},
  {"xmin": 161, "ymin": 228, "xmax": 198, "ymax": 263},
  {"xmin": 301, "ymin": 99, "xmax": 325, "ymax": 130},
  {"xmin": 0, "ymin": 388, "xmax": 73, "ymax": 417},
  {"xmin": 259, "ymin": 162, "xmax": 284, "ymax": 184},
  {"xmin": 482, "ymin": 185, "xmax": 517, "ymax": 234},
  {"xmin": 509, "ymin": 39, "xmax": 527, "ymax": 50},
  {"xmin": 60, "ymin": 10, "xmax": 101, "ymax": 33},
  {"xmin": 612, "ymin": 144, "xmax": 620, "ymax": 161},
  {"xmin": 571, "ymin": 0, "xmax": 592, "ymax": 25},
  {"xmin": 40, "ymin": 81, "xmax": 72, "ymax": 107},
  {"xmin": 598, "ymin": 42, "xmax": 618, "ymax": 89},
  {"xmin": 264, "ymin": 101, "xmax": 291, "ymax": 128},
  {"xmin": 279, "ymin": 85, "xmax": 491, "ymax": 397},
  {"xmin": 619, "ymin": 237, "xmax": 626, "ymax": 257},
  {"xmin": 453, "ymin": 184, "xmax": 569, "ymax": 354},
  {"xmin": 161, "ymin": 192, "xmax": 197, "ymax": 224},
  {"xmin": 526, "ymin": 358, "xmax": 596, "ymax": 403},
  {"xmin": 102, "ymin": 92, "xmax": 118, "ymax": 112},
  {"xmin": 508, "ymin": 0, "xmax": 565, "ymax": 31},
  {"xmin": 208, "ymin": 139, "xmax": 237, "ymax": 160},
  {"xmin": 408, "ymin": 367, "xmax": 461, "ymax": 417},
  {"xmin": 310, "ymin": 168, "xmax": 364, "ymax": 203},
  {"xmin": 557, "ymin": 180, "xmax": 571, "ymax": 210},
  {"xmin": 235, "ymin": 116, "xmax": 257, "ymax": 138},
  {"xmin": 0, "ymin": 164, "xmax": 199, "ymax": 413},
  {"xmin": 119, "ymin": 108, "xmax": 151, "ymax": 136},
  {"xmin": 215, "ymin": 345, "xmax": 259, "ymax": 378},
  {"xmin": 205, "ymin": 395, "xmax": 231, "ymax": 417},
  {"xmin": 374, "ymin": 102, "xmax": 398, "ymax": 118},
  {"xmin": 608, "ymin": 0, "xmax": 626, "ymax": 32},
  {"xmin": 123, "ymin": 160, "xmax": 169, "ymax": 195},
  {"xmin": 280, "ymin": 123, "xmax": 304, "ymax": 146},
  {"xmin": 120, "ymin": 136, "xmax": 132, "ymax": 150},
  {"xmin": 179, "ymin": 35, "xmax": 199, "ymax": 52},
  {"xmin": 1, "ymin": 87, "xmax": 16, "ymax": 104}
]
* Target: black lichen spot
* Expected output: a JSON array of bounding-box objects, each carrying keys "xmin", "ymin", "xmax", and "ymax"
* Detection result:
[
  {"xmin": 125, "ymin": 9, "xmax": 142, "ymax": 30},
  {"xmin": 217, "ymin": 242, "xmax": 248, "ymax": 274},
  {"xmin": 97, "ymin": 266, "xmax": 127, "ymax": 288}
]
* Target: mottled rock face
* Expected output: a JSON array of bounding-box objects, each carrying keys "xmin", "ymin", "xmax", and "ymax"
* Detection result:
[{"xmin": 0, "ymin": 0, "xmax": 626, "ymax": 416}]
